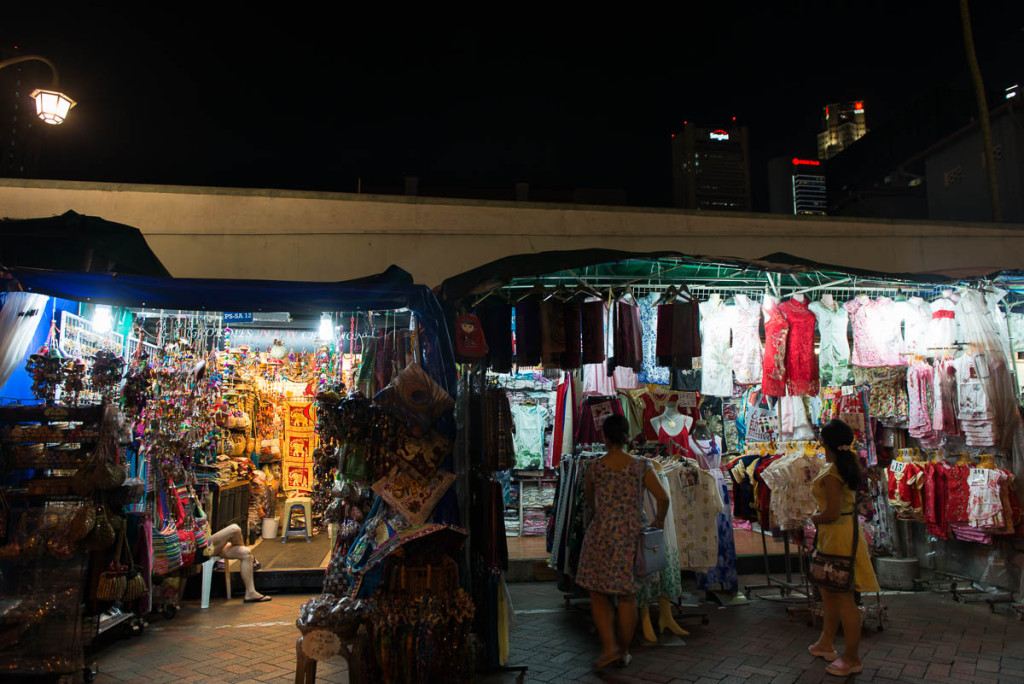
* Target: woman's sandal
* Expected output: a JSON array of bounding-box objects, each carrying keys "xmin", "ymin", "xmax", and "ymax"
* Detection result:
[
  {"xmin": 826, "ymin": 658, "xmax": 863, "ymax": 676},
  {"xmin": 809, "ymin": 644, "xmax": 838, "ymax": 661},
  {"xmin": 243, "ymin": 595, "xmax": 272, "ymax": 603},
  {"xmin": 594, "ymin": 651, "xmax": 621, "ymax": 669},
  {"xmin": 617, "ymin": 653, "xmax": 633, "ymax": 667}
]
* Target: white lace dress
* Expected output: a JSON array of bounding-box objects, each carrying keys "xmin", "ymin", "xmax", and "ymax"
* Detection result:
[
  {"xmin": 730, "ymin": 294, "xmax": 763, "ymax": 385},
  {"xmin": 700, "ymin": 299, "xmax": 735, "ymax": 397}
]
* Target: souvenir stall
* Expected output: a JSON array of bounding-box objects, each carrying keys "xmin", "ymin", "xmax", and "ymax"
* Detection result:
[
  {"xmin": 0, "ymin": 266, "xmax": 474, "ymax": 683},
  {"xmin": 440, "ymin": 249, "xmax": 1024, "ymax": 636}
]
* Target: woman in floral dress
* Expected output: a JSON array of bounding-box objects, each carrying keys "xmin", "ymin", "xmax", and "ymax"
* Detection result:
[{"xmin": 576, "ymin": 415, "xmax": 669, "ymax": 668}]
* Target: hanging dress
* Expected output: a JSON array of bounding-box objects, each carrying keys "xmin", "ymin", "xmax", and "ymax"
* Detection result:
[
  {"xmin": 699, "ymin": 299, "xmax": 734, "ymax": 397},
  {"xmin": 926, "ymin": 295, "xmax": 959, "ymax": 354},
  {"xmin": 808, "ymin": 299, "xmax": 851, "ymax": 387},
  {"xmin": 730, "ymin": 294, "xmax": 763, "ymax": 385},
  {"xmin": 845, "ymin": 296, "xmax": 904, "ymax": 367},
  {"xmin": 778, "ymin": 298, "xmax": 819, "ymax": 396},
  {"xmin": 637, "ymin": 467, "xmax": 683, "ymax": 603},
  {"xmin": 761, "ymin": 297, "xmax": 789, "ymax": 397},
  {"xmin": 657, "ymin": 425, "xmax": 693, "ymax": 460}
]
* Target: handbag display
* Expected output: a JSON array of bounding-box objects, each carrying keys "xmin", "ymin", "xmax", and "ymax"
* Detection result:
[
  {"xmin": 633, "ymin": 465, "xmax": 667, "ymax": 578},
  {"xmin": 171, "ymin": 487, "xmax": 197, "ymax": 567},
  {"xmin": 745, "ymin": 396, "xmax": 780, "ymax": 444},
  {"xmin": 152, "ymin": 491, "xmax": 182, "ymax": 576},
  {"xmin": 81, "ymin": 504, "xmax": 116, "ymax": 552},
  {"xmin": 96, "ymin": 526, "xmax": 130, "ymax": 601},
  {"xmin": 182, "ymin": 485, "xmax": 213, "ymax": 559},
  {"xmin": 809, "ymin": 511, "xmax": 859, "ymax": 593}
]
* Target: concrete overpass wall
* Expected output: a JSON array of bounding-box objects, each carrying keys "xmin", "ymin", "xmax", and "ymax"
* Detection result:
[{"xmin": 1, "ymin": 179, "xmax": 1022, "ymax": 286}]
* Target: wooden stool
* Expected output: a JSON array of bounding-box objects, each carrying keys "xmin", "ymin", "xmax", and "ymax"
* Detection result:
[{"xmin": 295, "ymin": 626, "xmax": 368, "ymax": 683}]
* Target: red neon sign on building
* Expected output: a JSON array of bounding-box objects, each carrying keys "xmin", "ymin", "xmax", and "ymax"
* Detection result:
[{"xmin": 792, "ymin": 158, "xmax": 821, "ymax": 166}]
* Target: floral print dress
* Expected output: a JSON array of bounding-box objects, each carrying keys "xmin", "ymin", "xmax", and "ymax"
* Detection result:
[
  {"xmin": 700, "ymin": 299, "xmax": 735, "ymax": 397},
  {"xmin": 730, "ymin": 294, "xmax": 763, "ymax": 385},
  {"xmin": 576, "ymin": 456, "xmax": 651, "ymax": 596}
]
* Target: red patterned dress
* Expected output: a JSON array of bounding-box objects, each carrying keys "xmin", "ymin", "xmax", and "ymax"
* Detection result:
[
  {"xmin": 778, "ymin": 298, "xmax": 820, "ymax": 396},
  {"xmin": 761, "ymin": 298, "xmax": 789, "ymax": 397}
]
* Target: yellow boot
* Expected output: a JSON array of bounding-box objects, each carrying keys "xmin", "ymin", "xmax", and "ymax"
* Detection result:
[
  {"xmin": 658, "ymin": 596, "xmax": 689, "ymax": 637},
  {"xmin": 639, "ymin": 604, "xmax": 658, "ymax": 643}
]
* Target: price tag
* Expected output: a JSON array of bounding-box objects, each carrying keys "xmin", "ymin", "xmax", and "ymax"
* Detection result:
[
  {"xmin": 302, "ymin": 629, "xmax": 341, "ymax": 660},
  {"xmin": 678, "ymin": 392, "xmax": 697, "ymax": 408},
  {"xmin": 841, "ymin": 385, "xmax": 855, "ymax": 396}
]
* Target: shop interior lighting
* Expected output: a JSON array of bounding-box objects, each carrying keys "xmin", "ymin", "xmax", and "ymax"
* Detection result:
[
  {"xmin": 318, "ymin": 313, "xmax": 335, "ymax": 340},
  {"xmin": 30, "ymin": 88, "xmax": 76, "ymax": 125},
  {"xmin": 93, "ymin": 305, "xmax": 113, "ymax": 334}
]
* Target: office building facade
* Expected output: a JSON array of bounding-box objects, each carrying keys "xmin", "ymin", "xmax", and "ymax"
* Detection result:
[
  {"xmin": 672, "ymin": 124, "xmax": 752, "ymax": 211},
  {"xmin": 817, "ymin": 101, "xmax": 867, "ymax": 160}
]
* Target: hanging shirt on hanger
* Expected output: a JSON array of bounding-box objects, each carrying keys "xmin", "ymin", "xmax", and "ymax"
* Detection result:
[
  {"xmin": 897, "ymin": 296, "xmax": 932, "ymax": 358},
  {"xmin": 730, "ymin": 294, "xmax": 763, "ymax": 385},
  {"xmin": 809, "ymin": 298, "xmax": 851, "ymax": 386},
  {"xmin": 926, "ymin": 294, "xmax": 959, "ymax": 354},
  {"xmin": 638, "ymin": 294, "xmax": 671, "ymax": 385},
  {"xmin": 510, "ymin": 402, "xmax": 550, "ymax": 469}
]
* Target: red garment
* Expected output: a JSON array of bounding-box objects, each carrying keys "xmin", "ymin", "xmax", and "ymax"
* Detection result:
[
  {"xmin": 614, "ymin": 301, "xmax": 643, "ymax": 372},
  {"xmin": 657, "ymin": 425, "xmax": 692, "ymax": 459},
  {"xmin": 945, "ymin": 464, "xmax": 971, "ymax": 523},
  {"xmin": 924, "ymin": 462, "xmax": 949, "ymax": 539},
  {"xmin": 639, "ymin": 391, "xmax": 679, "ymax": 441},
  {"xmin": 778, "ymin": 299, "xmax": 819, "ymax": 396},
  {"xmin": 753, "ymin": 455, "xmax": 782, "ymax": 529},
  {"xmin": 761, "ymin": 301, "xmax": 789, "ymax": 397},
  {"xmin": 549, "ymin": 379, "xmax": 569, "ymax": 469}
]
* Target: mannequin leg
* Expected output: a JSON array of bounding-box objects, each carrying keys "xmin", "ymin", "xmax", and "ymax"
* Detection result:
[
  {"xmin": 639, "ymin": 604, "xmax": 658, "ymax": 643},
  {"xmin": 657, "ymin": 596, "xmax": 689, "ymax": 637}
]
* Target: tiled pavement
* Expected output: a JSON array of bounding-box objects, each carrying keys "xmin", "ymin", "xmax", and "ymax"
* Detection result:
[{"xmin": 94, "ymin": 577, "xmax": 1024, "ymax": 683}]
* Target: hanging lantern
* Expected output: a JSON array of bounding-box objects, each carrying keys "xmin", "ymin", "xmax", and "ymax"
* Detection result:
[{"xmin": 30, "ymin": 88, "xmax": 76, "ymax": 125}]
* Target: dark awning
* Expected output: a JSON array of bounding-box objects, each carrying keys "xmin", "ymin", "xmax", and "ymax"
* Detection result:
[{"xmin": 0, "ymin": 210, "xmax": 171, "ymax": 277}]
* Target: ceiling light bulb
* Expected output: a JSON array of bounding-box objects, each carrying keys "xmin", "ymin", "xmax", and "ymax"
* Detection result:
[{"xmin": 93, "ymin": 305, "xmax": 113, "ymax": 334}]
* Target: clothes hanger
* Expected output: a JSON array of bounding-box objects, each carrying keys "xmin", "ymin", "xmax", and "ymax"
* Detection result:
[
  {"xmin": 548, "ymin": 283, "xmax": 573, "ymax": 302},
  {"xmin": 517, "ymin": 281, "xmax": 548, "ymax": 302},
  {"xmin": 655, "ymin": 284, "xmax": 679, "ymax": 306}
]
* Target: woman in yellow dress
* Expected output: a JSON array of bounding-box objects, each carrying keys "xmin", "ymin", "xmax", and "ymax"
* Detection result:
[{"xmin": 808, "ymin": 419, "xmax": 879, "ymax": 677}]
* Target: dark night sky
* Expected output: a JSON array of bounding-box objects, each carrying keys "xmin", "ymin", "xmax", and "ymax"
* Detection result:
[{"xmin": 4, "ymin": 2, "xmax": 1023, "ymax": 208}]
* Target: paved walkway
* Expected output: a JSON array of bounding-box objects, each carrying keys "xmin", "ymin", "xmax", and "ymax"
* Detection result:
[{"xmin": 93, "ymin": 577, "xmax": 1024, "ymax": 683}]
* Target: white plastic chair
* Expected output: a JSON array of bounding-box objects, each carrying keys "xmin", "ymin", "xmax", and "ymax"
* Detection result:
[{"xmin": 200, "ymin": 555, "xmax": 233, "ymax": 608}]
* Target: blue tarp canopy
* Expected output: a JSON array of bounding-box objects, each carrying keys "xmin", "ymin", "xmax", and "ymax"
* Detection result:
[{"xmin": 2, "ymin": 265, "xmax": 456, "ymax": 394}]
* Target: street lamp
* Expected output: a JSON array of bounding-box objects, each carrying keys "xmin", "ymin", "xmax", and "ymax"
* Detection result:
[{"xmin": 0, "ymin": 54, "xmax": 76, "ymax": 125}]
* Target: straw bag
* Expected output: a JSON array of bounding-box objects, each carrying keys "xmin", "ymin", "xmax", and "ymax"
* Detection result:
[
  {"xmin": 96, "ymin": 526, "xmax": 128, "ymax": 601},
  {"xmin": 152, "ymin": 490, "xmax": 182, "ymax": 576},
  {"xmin": 122, "ymin": 526, "xmax": 148, "ymax": 602}
]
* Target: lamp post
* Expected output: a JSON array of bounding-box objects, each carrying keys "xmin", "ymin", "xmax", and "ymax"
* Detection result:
[{"xmin": 0, "ymin": 54, "xmax": 76, "ymax": 125}]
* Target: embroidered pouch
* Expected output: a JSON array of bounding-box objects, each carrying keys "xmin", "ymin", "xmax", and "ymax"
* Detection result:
[
  {"xmin": 372, "ymin": 467, "xmax": 456, "ymax": 527},
  {"xmin": 374, "ymin": 363, "xmax": 454, "ymax": 436}
]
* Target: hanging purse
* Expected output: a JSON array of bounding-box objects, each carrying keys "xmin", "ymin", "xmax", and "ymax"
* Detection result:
[
  {"xmin": 171, "ymin": 487, "xmax": 197, "ymax": 567},
  {"xmin": 808, "ymin": 510, "xmax": 859, "ymax": 593},
  {"xmin": 181, "ymin": 485, "xmax": 213, "ymax": 559},
  {"xmin": 745, "ymin": 394, "xmax": 780, "ymax": 444},
  {"xmin": 152, "ymin": 490, "xmax": 182, "ymax": 576},
  {"xmin": 633, "ymin": 463, "xmax": 667, "ymax": 579},
  {"xmin": 81, "ymin": 502, "xmax": 116, "ymax": 552}
]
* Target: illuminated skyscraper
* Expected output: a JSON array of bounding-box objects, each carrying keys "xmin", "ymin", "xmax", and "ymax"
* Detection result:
[
  {"xmin": 768, "ymin": 156, "xmax": 827, "ymax": 215},
  {"xmin": 671, "ymin": 123, "xmax": 752, "ymax": 211},
  {"xmin": 817, "ymin": 101, "xmax": 867, "ymax": 160}
]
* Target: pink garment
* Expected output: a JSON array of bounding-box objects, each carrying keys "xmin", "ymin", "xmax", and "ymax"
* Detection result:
[
  {"xmin": 932, "ymin": 359, "xmax": 961, "ymax": 436},
  {"xmin": 907, "ymin": 360, "xmax": 936, "ymax": 443},
  {"xmin": 582, "ymin": 363, "xmax": 638, "ymax": 395},
  {"xmin": 730, "ymin": 295, "xmax": 763, "ymax": 385},
  {"xmin": 844, "ymin": 296, "xmax": 905, "ymax": 367}
]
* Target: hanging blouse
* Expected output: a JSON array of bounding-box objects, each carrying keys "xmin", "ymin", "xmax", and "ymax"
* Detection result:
[
  {"xmin": 897, "ymin": 297, "xmax": 932, "ymax": 358},
  {"xmin": 515, "ymin": 297, "xmax": 543, "ymax": 367},
  {"xmin": 761, "ymin": 296, "xmax": 789, "ymax": 397},
  {"xmin": 665, "ymin": 462, "xmax": 724, "ymax": 571},
  {"xmin": 580, "ymin": 300, "xmax": 606, "ymax": 365},
  {"xmin": 844, "ymin": 296, "xmax": 904, "ymax": 367},
  {"xmin": 657, "ymin": 425, "xmax": 693, "ymax": 460},
  {"xmin": 926, "ymin": 295, "xmax": 959, "ymax": 353},
  {"xmin": 778, "ymin": 298, "xmax": 819, "ymax": 396},
  {"xmin": 808, "ymin": 298, "xmax": 851, "ymax": 387},
  {"xmin": 510, "ymin": 403, "xmax": 550, "ymax": 469},
  {"xmin": 730, "ymin": 294, "xmax": 763, "ymax": 385},
  {"xmin": 614, "ymin": 300, "xmax": 643, "ymax": 373}
]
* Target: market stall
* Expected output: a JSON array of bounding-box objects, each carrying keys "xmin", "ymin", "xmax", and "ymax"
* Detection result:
[
  {"xmin": 440, "ymin": 249, "xmax": 1024, "ymax": 661},
  {"xmin": 0, "ymin": 266, "xmax": 470, "ymax": 683}
]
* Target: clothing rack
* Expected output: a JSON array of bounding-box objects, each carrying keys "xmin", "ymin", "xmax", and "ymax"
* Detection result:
[{"xmin": 742, "ymin": 526, "xmax": 816, "ymax": 623}]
